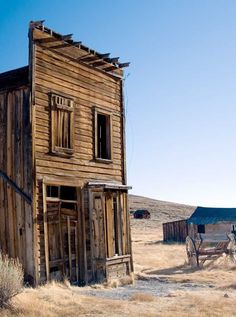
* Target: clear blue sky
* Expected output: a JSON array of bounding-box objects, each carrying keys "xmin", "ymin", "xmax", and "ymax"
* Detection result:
[{"xmin": 1, "ymin": 0, "xmax": 236, "ymax": 207}]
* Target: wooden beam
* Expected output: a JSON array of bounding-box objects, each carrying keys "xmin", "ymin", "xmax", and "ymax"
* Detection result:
[
  {"xmin": 119, "ymin": 62, "xmax": 130, "ymax": 68},
  {"xmin": 35, "ymin": 37, "xmax": 60, "ymax": 44},
  {"xmin": 43, "ymin": 182, "xmax": 50, "ymax": 281},
  {"xmin": 75, "ymin": 222, "xmax": 79, "ymax": 282},
  {"xmin": 0, "ymin": 170, "xmax": 32, "ymax": 204},
  {"xmin": 102, "ymin": 65, "xmax": 118, "ymax": 72},
  {"xmin": 91, "ymin": 60, "xmax": 108, "ymax": 67},
  {"xmin": 49, "ymin": 43, "xmax": 71, "ymax": 49},
  {"xmin": 80, "ymin": 55, "xmax": 100, "ymax": 63},
  {"xmin": 67, "ymin": 216, "xmax": 72, "ymax": 280},
  {"xmin": 61, "ymin": 34, "xmax": 73, "ymax": 41},
  {"xmin": 73, "ymin": 41, "xmax": 82, "ymax": 47},
  {"xmin": 106, "ymin": 57, "xmax": 119, "ymax": 63}
]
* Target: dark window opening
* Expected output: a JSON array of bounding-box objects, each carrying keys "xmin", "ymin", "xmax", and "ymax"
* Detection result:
[
  {"xmin": 50, "ymin": 266, "xmax": 59, "ymax": 273},
  {"xmin": 231, "ymin": 225, "xmax": 236, "ymax": 234},
  {"xmin": 197, "ymin": 224, "xmax": 205, "ymax": 234},
  {"xmin": 60, "ymin": 186, "xmax": 77, "ymax": 201},
  {"xmin": 113, "ymin": 196, "xmax": 119, "ymax": 255},
  {"xmin": 47, "ymin": 186, "xmax": 59, "ymax": 198},
  {"xmin": 97, "ymin": 113, "xmax": 111, "ymax": 160}
]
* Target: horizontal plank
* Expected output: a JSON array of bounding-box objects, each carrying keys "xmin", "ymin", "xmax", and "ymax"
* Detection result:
[
  {"xmin": 35, "ymin": 45, "xmax": 120, "ymax": 89},
  {"xmin": 35, "ymin": 151, "xmax": 122, "ymax": 166},
  {"xmin": 36, "ymin": 168, "xmax": 122, "ymax": 182},
  {"xmin": 35, "ymin": 70, "xmax": 120, "ymax": 108},
  {"xmin": 35, "ymin": 77, "xmax": 120, "ymax": 112},
  {"xmin": 35, "ymin": 90, "xmax": 122, "ymax": 118},
  {"xmin": 36, "ymin": 159, "xmax": 122, "ymax": 174},
  {"xmin": 35, "ymin": 61, "xmax": 120, "ymax": 101}
]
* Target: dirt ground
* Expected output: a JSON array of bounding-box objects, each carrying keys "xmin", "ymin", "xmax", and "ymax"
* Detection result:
[{"xmin": 1, "ymin": 198, "xmax": 236, "ymax": 316}]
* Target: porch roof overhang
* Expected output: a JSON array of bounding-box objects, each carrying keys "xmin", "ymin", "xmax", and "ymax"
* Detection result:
[{"xmin": 87, "ymin": 181, "xmax": 132, "ymax": 191}]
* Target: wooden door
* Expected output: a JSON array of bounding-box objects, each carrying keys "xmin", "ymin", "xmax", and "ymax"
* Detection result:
[
  {"xmin": 43, "ymin": 184, "xmax": 80, "ymax": 282},
  {"xmin": 91, "ymin": 193, "xmax": 106, "ymax": 260},
  {"xmin": 89, "ymin": 190, "xmax": 106, "ymax": 281},
  {"xmin": 46, "ymin": 201, "xmax": 79, "ymax": 281}
]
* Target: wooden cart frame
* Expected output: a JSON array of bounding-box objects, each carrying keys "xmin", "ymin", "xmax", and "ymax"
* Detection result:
[{"xmin": 186, "ymin": 233, "xmax": 236, "ymax": 267}]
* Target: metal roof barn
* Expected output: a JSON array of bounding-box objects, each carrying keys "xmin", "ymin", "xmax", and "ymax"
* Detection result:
[{"xmin": 187, "ymin": 207, "xmax": 236, "ymax": 225}]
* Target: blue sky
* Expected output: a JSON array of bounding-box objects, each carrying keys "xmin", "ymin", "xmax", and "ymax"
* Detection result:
[{"xmin": 1, "ymin": 0, "xmax": 236, "ymax": 207}]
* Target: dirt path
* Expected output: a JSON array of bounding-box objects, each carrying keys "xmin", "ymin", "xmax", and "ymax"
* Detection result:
[{"xmin": 77, "ymin": 276, "xmax": 214, "ymax": 300}]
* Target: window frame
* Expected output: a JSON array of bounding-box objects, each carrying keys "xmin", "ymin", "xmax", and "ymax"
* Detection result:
[
  {"xmin": 50, "ymin": 93, "xmax": 74, "ymax": 157},
  {"xmin": 94, "ymin": 107, "xmax": 113, "ymax": 163}
]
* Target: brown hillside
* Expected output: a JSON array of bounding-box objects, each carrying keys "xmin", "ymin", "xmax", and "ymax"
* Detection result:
[{"xmin": 129, "ymin": 194, "xmax": 196, "ymax": 224}]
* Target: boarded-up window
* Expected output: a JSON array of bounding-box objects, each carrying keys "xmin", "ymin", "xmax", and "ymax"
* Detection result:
[
  {"xmin": 94, "ymin": 109, "xmax": 112, "ymax": 160},
  {"xmin": 51, "ymin": 94, "xmax": 74, "ymax": 155}
]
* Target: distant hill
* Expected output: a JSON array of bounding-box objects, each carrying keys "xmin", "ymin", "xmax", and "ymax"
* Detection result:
[{"xmin": 129, "ymin": 194, "xmax": 196, "ymax": 224}]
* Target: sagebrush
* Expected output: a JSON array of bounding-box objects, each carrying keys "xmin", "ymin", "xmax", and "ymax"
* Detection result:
[{"xmin": 0, "ymin": 252, "xmax": 23, "ymax": 308}]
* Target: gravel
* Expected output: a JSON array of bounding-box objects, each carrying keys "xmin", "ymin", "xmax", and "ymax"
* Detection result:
[{"xmin": 77, "ymin": 278, "xmax": 214, "ymax": 300}]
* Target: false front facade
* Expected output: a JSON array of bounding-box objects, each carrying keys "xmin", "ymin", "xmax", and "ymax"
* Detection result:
[{"xmin": 0, "ymin": 21, "xmax": 132, "ymax": 285}]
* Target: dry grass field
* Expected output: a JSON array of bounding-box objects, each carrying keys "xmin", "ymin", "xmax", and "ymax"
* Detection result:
[{"xmin": 1, "ymin": 195, "xmax": 236, "ymax": 317}]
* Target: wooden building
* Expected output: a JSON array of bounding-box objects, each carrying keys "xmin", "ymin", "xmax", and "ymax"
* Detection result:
[
  {"xmin": 0, "ymin": 21, "xmax": 133, "ymax": 285},
  {"xmin": 162, "ymin": 219, "xmax": 188, "ymax": 243},
  {"xmin": 187, "ymin": 207, "xmax": 236, "ymax": 238}
]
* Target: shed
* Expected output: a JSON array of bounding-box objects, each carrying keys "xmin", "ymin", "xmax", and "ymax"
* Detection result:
[
  {"xmin": 162, "ymin": 219, "xmax": 188, "ymax": 242},
  {"xmin": 187, "ymin": 207, "xmax": 236, "ymax": 238}
]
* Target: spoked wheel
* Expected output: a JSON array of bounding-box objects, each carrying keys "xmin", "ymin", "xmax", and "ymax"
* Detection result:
[
  {"xmin": 227, "ymin": 233, "xmax": 236, "ymax": 263},
  {"xmin": 186, "ymin": 236, "xmax": 199, "ymax": 268}
]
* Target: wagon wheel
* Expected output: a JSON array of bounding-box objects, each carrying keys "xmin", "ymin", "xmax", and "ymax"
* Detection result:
[
  {"xmin": 227, "ymin": 233, "xmax": 236, "ymax": 263},
  {"xmin": 186, "ymin": 236, "xmax": 199, "ymax": 268}
]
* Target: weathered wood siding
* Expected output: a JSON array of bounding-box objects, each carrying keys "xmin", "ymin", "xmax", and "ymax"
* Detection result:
[
  {"xmin": 188, "ymin": 223, "xmax": 235, "ymax": 238},
  {"xmin": 32, "ymin": 30, "xmax": 126, "ymax": 282},
  {"xmin": 33, "ymin": 45, "xmax": 124, "ymax": 182},
  {"xmin": 163, "ymin": 219, "xmax": 188, "ymax": 242},
  {"xmin": 0, "ymin": 86, "xmax": 34, "ymax": 279}
]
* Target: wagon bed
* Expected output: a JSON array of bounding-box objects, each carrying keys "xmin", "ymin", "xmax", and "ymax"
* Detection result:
[{"xmin": 186, "ymin": 233, "xmax": 235, "ymax": 267}]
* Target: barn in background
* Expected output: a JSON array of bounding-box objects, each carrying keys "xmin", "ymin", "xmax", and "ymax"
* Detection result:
[{"xmin": 0, "ymin": 21, "xmax": 132, "ymax": 285}]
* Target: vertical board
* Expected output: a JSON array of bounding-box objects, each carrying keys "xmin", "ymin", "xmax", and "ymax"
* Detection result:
[
  {"xmin": 163, "ymin": 219, "xmax": 188, "ymax": 242},
  {"xmin": 105, "ymin": 193, "xmax": 115, "ymax": 257},
  {"xmin": 0, "ymin": 87, "xmax": 33, "ymax": 279}
]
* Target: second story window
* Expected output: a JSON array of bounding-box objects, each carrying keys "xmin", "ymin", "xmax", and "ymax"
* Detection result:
[
  {"xmin": 94, "ymin": 109, "xmax": 112, "ymax": 161},
  {"xmin": 51, "ymin": 93, "xmax": 74, "ymax": 156}
]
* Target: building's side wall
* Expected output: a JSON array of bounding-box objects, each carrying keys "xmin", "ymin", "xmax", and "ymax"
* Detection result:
[
  {"xmin": 163, "ymin": 219, "xmax": 188, "ymax": 242},
  {"xmin": 205, "ymin": 223, "xmax": 233, "ymax": 234},
  {"xmin": 0, "ymin": 86, "xmax": 34, "ymax": 280},
  {"xmin": 188, "ymin": 222, "xmax": 234, "ymax": 238},
  {"xmin": 31, "ymin": 34, "xmax": 128, "ymax": 282}
]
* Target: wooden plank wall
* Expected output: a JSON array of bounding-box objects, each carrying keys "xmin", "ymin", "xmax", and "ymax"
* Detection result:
[
  {"xmin": 0, "ymin": 87, "xmax": 34, "ymax": 280},
  {"xmin": 32, "ymin": 32, "xmax": 125, "ymax": 281},
  {"xmin": 33, "ymin": 45, "xmax": 124, "ymax": 181},
  {"xmin": 163, "ymin": 219, "xmax": 188, "ymax": 243}
]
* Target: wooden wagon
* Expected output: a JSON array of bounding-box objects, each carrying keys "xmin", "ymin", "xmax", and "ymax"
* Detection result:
[{"xmin": 186, "ymin": 233, "xmax": 236, "ymax": 267}]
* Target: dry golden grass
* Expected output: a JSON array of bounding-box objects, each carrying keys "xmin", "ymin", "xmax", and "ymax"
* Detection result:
[{"xmin": 129, "ymin": 292, "xmax": 156, "ymax": 302}]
